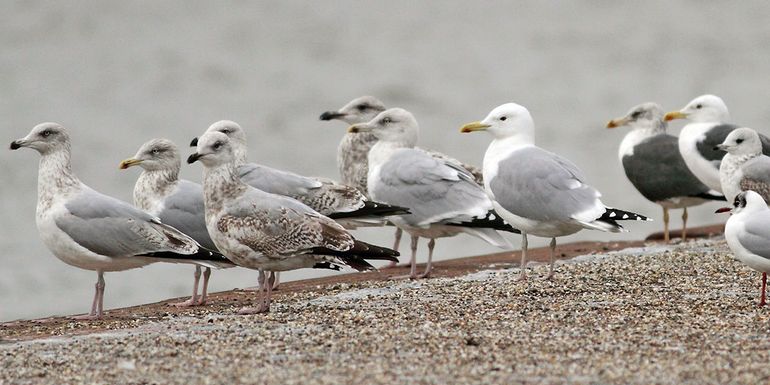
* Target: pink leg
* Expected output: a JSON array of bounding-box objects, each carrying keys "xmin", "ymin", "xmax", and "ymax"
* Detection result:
[
  {"xmin": 518, "ymin": 233, "xmax": 528, "ymax": 281},
  {"xmin": 238, "ymin": 270, "xmax": 270, "ymax": 315},
  {"xmin": 387, "ymin": 228, "xmax": 403, "ymax": 267},
  {"xmin": 545, "ymin": 237, "xmax": 557, "ymax": 280},
  {"xmin": 417, "ymin": 238, "xmax": 435, "ymax": 279},
  {"xmin": 73, "ymin": 271, "xmax": 104, "ymax": 320},
  {"xmin": 272, "ymin": 272, "xmax": 281, "ymax": 290},
  {"xmin": 172, "ymin": 266, "xmax": 201, "ymax": 307},
  {"xmin": 197, "ymin": 267, "xmax": 211, "ymax": 305},
  {"xmin": 760, "ymin": 272, "xmax": 767, "ymax": 307}
]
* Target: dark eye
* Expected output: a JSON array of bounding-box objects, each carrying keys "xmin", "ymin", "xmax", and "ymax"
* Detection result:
[
  {"xmin": 631, "ymin": 111, "xmax": 642, "ymax": 119},
  {"xmin": 220, "ymin": 129, "xmax": 230, "ymax": 135},
  {"xmin": 41, "ymin": 130, "xmax": 52, "ymax": 138},
  {"xmin": 151, "ymin": 148, "xmax": 161, "ymax": 155},
  {"xmin": 696, "ymin": 104, "xmax": 702, "ymax": 109},
  {"xmin": 356, "ymin": 104, "xmax": 369, "ymax": 111},
  {"xmin": 213, "ymin": 141, "xmax": 223, "ymax": 150},
  {"xmin": 736, "ymin": 138, "xmax": 744, "ymax": 144},
  {"xmin": 500, "ymin": 116, "xmax": 507, "ymax": 121},
  {"xmin": 381, "ymin": 117, "xmax": 392, "ymax": 124}
]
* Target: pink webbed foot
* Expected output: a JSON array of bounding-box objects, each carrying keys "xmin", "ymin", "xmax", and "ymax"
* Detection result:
[{"xmin": 237, "ymin": 305, "xmax": 269, "ymax": 315}]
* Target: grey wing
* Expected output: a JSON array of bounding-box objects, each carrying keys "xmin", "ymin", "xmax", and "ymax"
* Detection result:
[
  {"xmin": 490, "ymin": 147, "xmax": 603, "ymax": 222},
  {"xmin": 218, "ymin": 188, "xmax": 354, "ymax": 257},
  {"xmin": 696, "ymin": 124, "xmax": 739, "ymax": 166},
  {"xmin": 238, "ymin": 163, "xmax": 323, "ymax": 197},
  {"xmin": 622, "ymin": 134, "xmax": 710, "ymax": 202},
  {"xmin": 760, "ymin": 133, "xmax": 770, "ymax": 156},
  {"xmin": 56, "ymin": 187, "xmax": 198, "ymax": 257},
  {"xmin": 372, "ymin": 148, "xmax": 491, "ymax": 226},
  {"xmin": 423, "ymin": 148, "xmax": 484, "ymax": 184},
  {"xmin": 738, "ymin": 214, "xmax": 770, "ymax": 259},
  {"xmin": 158, "ymin": 180, "xmax": 217, "ymax": 250},
  {"xmin": 740, "ymin": 157, "xmax": 770, "ymax": 202}
]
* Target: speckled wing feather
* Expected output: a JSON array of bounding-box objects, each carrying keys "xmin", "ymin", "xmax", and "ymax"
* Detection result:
[
  {"xmin": 739, "ymin": 156, "xmax": 770, "ymax": 202},
  {"xmin": 337, "ymin": 131, "xmax": 378, "ymax": 196}
]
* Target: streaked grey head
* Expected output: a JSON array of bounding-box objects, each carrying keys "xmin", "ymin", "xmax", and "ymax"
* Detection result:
[
  {"xmin": 609, "ymin": 103, "xmax": 666, "ymax": 132},
  {"xmin": 320, "ymin": 96, "xmax": 387, "ymax": 125},
  {"xmin": 10, "ymin": 122, "xmax": 70, "ymax": 155},
  {"xmin": 718, "ymin": 127, "xmax": 762, "ymax": 156},
  {"xmin": 348, "ymin": 108, "xmax": 419, "ymax": 146},
  {"xmin": 128, "ymin": 139, "xmax": 180, "ymax": 172},
  {"xmin": 203, "ymin": 120, "xmax": 247, "ymax": 163},
  {"xmin": 188, "ymin": 131, "xmax": 235, "ymax": 168}
]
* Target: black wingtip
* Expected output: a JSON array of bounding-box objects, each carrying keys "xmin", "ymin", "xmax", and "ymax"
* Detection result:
[{"xmin": 327, "ymin": 201, "xmax": 411, "ymax": 220}]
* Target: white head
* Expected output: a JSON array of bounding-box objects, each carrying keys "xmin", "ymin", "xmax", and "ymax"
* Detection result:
[
  {"xmin": 731, "ymin": 191, "xmax": 768, "ymax": 216},
  {"xmin": 460, "ymin": 103, "xmax": 535, "ymax": 143},
  {"xmin": 10, "ymin": 122, "xmax": 71, "ymax": 156},
  {"xmin": 606, "ymin": 102, "xmax": 667, "ymax": 133},
  {"xmin": 320, "ymin": 96, "xmax": 387, "ymax": 125},
  {"xmin": 665, "ymin": 94, "xmax": 730, "ymax": 123},
  {"xmin": 347, "ymin": 108, "xmax": 419, "ymax": 147},
  {"xmin": 119, "ymin": 138, "xmax": 180, "ymax": 172},
  {"xmin": 187, "ymin": 131, "xmax": 235, "ymax": 168},
  {"xmin": 716, "ymin": 127, "xmax": 762, "ymax": 156}
]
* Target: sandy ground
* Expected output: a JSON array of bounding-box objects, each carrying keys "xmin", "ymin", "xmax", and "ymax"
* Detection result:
[{"xmin": 6, "ymin": 224, "xmax": 770, "ymax": 384}]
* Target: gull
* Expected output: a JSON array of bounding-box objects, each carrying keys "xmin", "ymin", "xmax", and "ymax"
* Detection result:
[
  {"xmin": 664, "ymin": 94, "xmax": 770, "ymax": 192},
  {"xmin": 188, "ymin": 131, "xmax": 399, "ymax": 314},
  {"xmin": 320, "ymin": 96, "xmax": 484, "ymax": 262},
  {"xmin": 10, "ymin": 123, "xmax": 229, "ymax": 319},
  {"xmin": 461, "ymin": 103, "xmax": 649, "ymax": 280},
  {"xmin": 716, "ymin": 127, "xmax": 770, "ymax": 204},
  {"xmin": 720, "ymin": 191, "xmax": 770, "ymax": 306},
  {"xmin": 348, "ymin": 108, "xmax": 518, "ymax": 279},
  {"xmin": 607, "ymin": 102, "xmax": 724, "ymax": 242},
  {"xmin": 119, "ymin": 138, "xmax": 237, "ymax": 306}
]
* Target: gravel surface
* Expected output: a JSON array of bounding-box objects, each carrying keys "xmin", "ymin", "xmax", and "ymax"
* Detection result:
[{"xmin": 2, "ymin": 238, "xmax": 770, "ymax": 385}]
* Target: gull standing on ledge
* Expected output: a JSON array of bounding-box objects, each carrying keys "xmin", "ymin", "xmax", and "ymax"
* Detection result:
[
  {"xmin": 349, "ymin": 108, "xmax": 518, "ymax": 279},
  {"xmin": 461, "ymin": 103, "xmax": 649, "ymax": 280},
  {"xmin": 188, "ymin": 131, "xmax": 399, "ymax": 314},
  {"xmin": 721, "ymin": 191, "xmax": 770, "ymax": 306},
  {"xmin": 119, "ymin": 139, "xmax": 236, "ymax": 306},
  {"xmin": 607, "ymin": 103, "xmax": 724, "ymax": 242},
  {"xmin": 664, "ymin": 94, "xmax": 770, "ymax": 192},
  {"xmin": 321, "ymin": 96, "xmax": 485, "ymax": 262},
  {"xmin": 716, "ymin": 127, "xmax": 770, "ymax": 204},
  {"xmin": 10, "ymin": 123, "xmax": 229, "ymax": 319}
]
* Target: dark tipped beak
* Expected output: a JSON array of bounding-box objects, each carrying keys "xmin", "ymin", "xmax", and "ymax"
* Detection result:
[
  {"xmin": 320, "ymin": 111, "xmax": 345, "ymax": 121},
  {"xmin": 190, "ymin": 137, "xmax": 198, "ymax": 147},
  {"xmin": 714, "ymin": 144, "xmax": 728, "ymax": 151},
  {"xmin": 715, "ymin": 207, "xmax": 732, "ymax": 214},
  {"xmin": 187, "ymin": 153, "xmax": 202, "ymax": 164},
  {"xmin": 9, "ymin": 141, "xmax": 21, "ymax": 150}
]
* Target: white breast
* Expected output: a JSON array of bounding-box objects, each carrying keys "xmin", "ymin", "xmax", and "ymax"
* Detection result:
[
  {"xmin": 719, "ymin": 154, "xmax": 746, "ymax": 205},
  {"xmin": 678, "ymin": 123, "xmax": 723, "ymax": 192}
]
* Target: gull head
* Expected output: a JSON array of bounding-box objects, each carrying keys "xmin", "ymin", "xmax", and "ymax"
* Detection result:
[
  {"xmin": 187, "ymin": 131, "xmax": 235, "ymax": 167},
  {"xmin": 320, "ymin": 96, "xmax": 386, "ymax": 125},
  {"xmin": 731, "ymin": 191, "xmax": 767, "ymax": 216},
  {"xmin": 460, "ymin": 103, "xmax": 535, "ymax": 141},
  {"xmin": 10, "ymin": 122, "xmax": 70, "ymax": 155},
  {"xmin": 607, "ymin": 102, "xmax": 666, "ymax": 132},
  {"xmin": 120, "ymin": 138, "xmax": 180, "ymax": 171},
  {"xmin": 716, "ymin": 127, "xmax": 762, "ymax": 156},
  {"xmin": 347, "ymin": 108, "xmax": 418, "ymax": 146},
  {"xmin": 664, "ymin": 94, "xmax": 729, "ymax": 123}
]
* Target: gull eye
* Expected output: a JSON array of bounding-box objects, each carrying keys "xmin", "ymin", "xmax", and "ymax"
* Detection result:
[
  {"xmin": 500, "ymin": 116, "xmax": 507, "ymax": 121},
  {"xmin": 41, "ymin": 130, "xmax": 52, "ymax": 138},
  {"xmin": 696, "ymin": 104, "xmax": 702, "ymax": 109},
  {"xmin": 631, "ymin": 111, "xmax": 642, "ymax": 119},
  {"xmin": 220, "ymin": 129, "xmax": 230, "ymax": 135},
  {"xmin": 356, "ymin": 104, "xmax": 368, "ymax": 111},
  {"xmin": 213, "ymin": 141, "xmax": 223, "ymax": 150},
  {"xmin": 381, "ymin": 117, "xmax": 392, "ymax": 124},
  {"xmin": 151, "ymin": 148, "xmax": 160, "ymax": 155},
  {"xmin": 736, "ymin": 138, "xmax": 744, "ymax": 144}
]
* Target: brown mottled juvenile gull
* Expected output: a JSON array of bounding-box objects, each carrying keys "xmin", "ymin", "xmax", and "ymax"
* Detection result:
[
  {"xmin": 607, "ymin": 102, "xmax": 724, "ymax": 242},
  {"xmin": 188, "ymin": 131, "xmax": 399, "ymax": 314},
  {"xmin": 349, "ymin": 108, "xmax": 518, "ymax": 279},
  {"xmin": 717, "ymin": 127, "xmax": 770, "ymax": 204},
  {"xmin": 10, "ymin": 123, "xmax": 229, "ymax": 319},
  {"xmin": 461, "ymin": 103, "xmax": 649, "ymax": 280},
  {"xmin": 665, "ymin": 94, "xmax": 770, "ymax": 192},
  {"xmin": 119, "ymin": 138, "xmax": 236, "ymax": 307}
]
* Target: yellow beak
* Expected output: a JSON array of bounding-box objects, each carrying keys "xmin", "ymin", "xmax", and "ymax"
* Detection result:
[
  {"xmin": 460, "ymin": 121, "xmax": 491, "ymax": 133},
  {"xmin": 119, "ymin": 158, "xmax": 143, "ymax": 169},
  {"xmin": 606, "ymin": 117, "xmax": 629, "ymax": 129},
  {"xmin": 664, "ymin": 111, "xmax": 687, "ymax": 121}
]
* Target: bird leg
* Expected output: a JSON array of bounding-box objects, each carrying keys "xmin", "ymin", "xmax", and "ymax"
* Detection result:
[
  {"xmin": 760, "ymin": 272, "xmax": 767, "ymax": 307},
  {"xmin": 390, "ymin": 235, "xmax": 419, "ymax": 280},
  {"xmin": 417, "ymin": 238, "xmax": 435, "ymax": 279},
  {"xmin": 663, "ymin": 207, "xmax": 670, "ymax": 243},
  {"xmin": 72, "ymin": 271, "xmax": 105, "ymax": 320},
  {"xmin": 171, "ymin": 266, "xmax": 201, "ymax": 307},
  {"xmin": 198, "ymin": 267, "xmax": 211, "ymax": 305},
  {"xmin": 238, "ymin": 270, "xmax": 270, "ymax": 314},
  {"xmin": 546, "ymin": 237, "xmax": 557, "ymax": 280},
  {"xmin": 518, "ymin": 233, "xmax": 528, "ymax": 281},
  {"xmin": 681, "ymin": 207, "xmax": 688, "ymax": 242},
  {"xmin": 272, "ymin": 272, "xmax": 281, "ymax": 291},
  {"xmin": 387, "ymin": 228, "xmax": 403, "ymax": 267}
]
